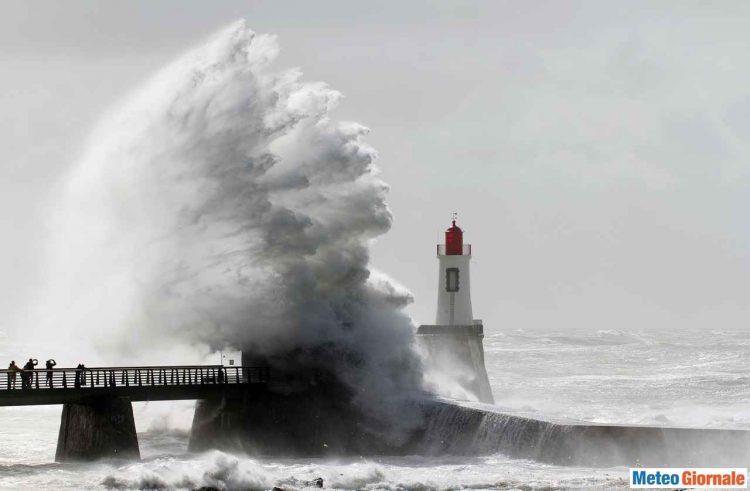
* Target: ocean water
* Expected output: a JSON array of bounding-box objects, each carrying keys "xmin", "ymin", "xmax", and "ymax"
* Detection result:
[{"xmin": 0, "ymin": 328, "xmax": 746, "ymax": 490}]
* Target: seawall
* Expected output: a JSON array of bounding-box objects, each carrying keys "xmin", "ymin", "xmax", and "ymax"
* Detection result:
[
  {"xmin": 411, "ymin": 399, "xmax": 750, "ymax": 467},
  {"xmin": 188, "ymin": 385, "xmax": 750, "ymax": 466}
]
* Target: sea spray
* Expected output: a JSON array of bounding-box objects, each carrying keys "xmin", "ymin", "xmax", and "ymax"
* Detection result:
[{"xmin": 39, "ymin": 20, "xmax": 424, "ymax": 439}]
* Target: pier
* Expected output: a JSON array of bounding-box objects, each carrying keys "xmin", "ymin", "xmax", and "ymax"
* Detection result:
[{"xmin": 0, "ymin": 365, "xmax": 270, "ymax": 461}]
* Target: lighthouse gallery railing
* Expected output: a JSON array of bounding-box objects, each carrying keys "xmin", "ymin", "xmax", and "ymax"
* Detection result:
[{"xmin": 437, "ymin": 244, "xmax": 471, "ymax": 255}]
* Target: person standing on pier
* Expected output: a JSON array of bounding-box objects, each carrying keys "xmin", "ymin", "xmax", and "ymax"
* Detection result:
[
  {"xmin": 74, "ymin": 364, "xmax": 83, "ymax": 388},
  {"xmin": 22, "ymin": 359, "xmax": 37, "ymax": 389},
  {"xmin": 7, "ymin": 361, "xmax": 19, "ymax": 389},
  {"xmin": 45, "ymin": 359, "xmax": 56, "ymax": 387}
]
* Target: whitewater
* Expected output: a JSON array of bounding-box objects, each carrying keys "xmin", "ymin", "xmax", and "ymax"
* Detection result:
[
  {"xmin": 0, "ymin": 21, "xmax": 747, "ymax": 490},
  {"xmin": 0, "ymin": 329, "xmax": 747, "ymax": 489}
]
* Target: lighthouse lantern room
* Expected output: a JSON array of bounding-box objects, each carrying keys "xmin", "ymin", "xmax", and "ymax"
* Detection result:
[{"xmin": 436, "ymin": 219, "xmax": 474, "ymax": 326}]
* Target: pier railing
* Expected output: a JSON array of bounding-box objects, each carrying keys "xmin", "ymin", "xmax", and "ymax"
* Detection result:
[{"xmin": 0, "ymin": 365, "xmax": 270, "ymax": 391}]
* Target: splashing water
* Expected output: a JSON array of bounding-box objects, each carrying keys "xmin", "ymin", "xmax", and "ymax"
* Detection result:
[{"xmin": 36, "ymin": 20, "xmax": 423, "ymax": 432}]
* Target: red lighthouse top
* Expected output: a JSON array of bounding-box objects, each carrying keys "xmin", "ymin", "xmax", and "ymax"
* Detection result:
[{"xmin": 445, "ymin": 220, "xmax": 463, "ymax": 255}]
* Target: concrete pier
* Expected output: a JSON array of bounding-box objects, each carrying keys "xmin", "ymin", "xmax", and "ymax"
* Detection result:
[{"xmin": 55, "ymin": 396, "xmax": 140, "ymax": 462}]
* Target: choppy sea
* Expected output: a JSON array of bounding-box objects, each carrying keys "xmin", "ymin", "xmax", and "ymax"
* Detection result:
[{"xmin": 0, "ymin": 328, "xmax": 746, "ymax": 490}]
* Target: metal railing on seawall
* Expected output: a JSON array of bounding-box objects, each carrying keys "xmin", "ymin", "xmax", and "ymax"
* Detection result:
[{"xmin": 0, "ymin": 365, "xmax": 270, "ymax": 392}]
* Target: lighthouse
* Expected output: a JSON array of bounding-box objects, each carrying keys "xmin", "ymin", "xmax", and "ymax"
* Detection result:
[
  {"xmin": 417, "ymin": 217, "xmax": 494, "ymax": 404},
  {"xmin": 436, "ymin": 220, "xmax": 473, "ymax": 325}
]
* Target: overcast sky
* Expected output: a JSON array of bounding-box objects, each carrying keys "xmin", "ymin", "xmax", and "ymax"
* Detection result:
[{"xmin": 1, "ymin": 1, "xmax": 748, "ymax": 334}]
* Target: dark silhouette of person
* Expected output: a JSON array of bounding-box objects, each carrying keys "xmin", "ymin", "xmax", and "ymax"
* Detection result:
[
  {"xmin": 74, "ymin": 363, "xmax": 83, "ymax": 388},
  {"xmin": 80, "ymin": 364, "xmax": 87, "ymax": 386},
  {"xmin": 218, "ymin": 366, "xmax": 225, "ymax": 384},
  {"xmin": 22, "ymin": 359, "xmax": 37, "ymax": 389},
  {"xmin": 7, "ymin": 361, "xmax": 19, "ymax": 389},
  {"xmin": 45, "ymin": 359, "xmax": 56, "ymax": 387},
  {"xmin": 19, "ymin": 363, "xmax": 28, "ymax": 389}
]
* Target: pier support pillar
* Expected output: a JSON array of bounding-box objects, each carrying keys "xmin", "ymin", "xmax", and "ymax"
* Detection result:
[{"xmin": 55, "ymin": 396, "xmax": 140, "ymax": 462}]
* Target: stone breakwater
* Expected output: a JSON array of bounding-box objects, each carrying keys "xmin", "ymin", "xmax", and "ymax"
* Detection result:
[
  {"xmin": 414, "ymin": 399, "xmax": 750, "ymax": 466},
  {"xmin": 188, "ymin": 385, "xmax": 750, "ymax": 466}
]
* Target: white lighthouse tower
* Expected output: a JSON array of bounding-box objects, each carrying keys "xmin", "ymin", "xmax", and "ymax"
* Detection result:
[
  {"xmin": 417, "ymin": 217, "xmax": 494, "ymax": 404},
  {"xmin": 436, "ymin": 219, "xmax": 473, "ymax": 325}
]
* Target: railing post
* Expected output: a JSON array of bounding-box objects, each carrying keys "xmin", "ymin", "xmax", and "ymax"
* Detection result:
[
  {"xmin": 137, "ymin": 370, "xmax": 142, "ymax": 387},
  {"xmin": 125, "ymin": 369, "xmax": 129, "ymax": 387},
  {"xmin": 62, "ymin": 371, "xmax": 67, "ymax": 388}
]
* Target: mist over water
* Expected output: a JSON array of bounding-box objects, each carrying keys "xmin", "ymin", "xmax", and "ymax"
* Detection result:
[{"xmin": 33, "ymin": 20, "xmax": 423, "ymax": 431}]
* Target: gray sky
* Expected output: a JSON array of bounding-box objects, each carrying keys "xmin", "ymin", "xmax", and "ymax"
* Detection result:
[{"xmin": 1, "ymin": 1, "xmax": 748, "ymax": 334}]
